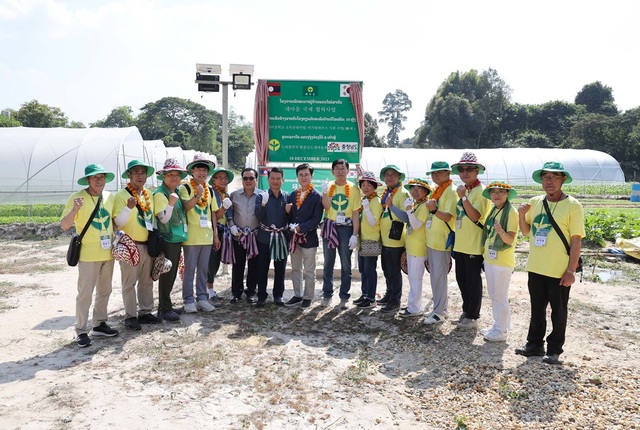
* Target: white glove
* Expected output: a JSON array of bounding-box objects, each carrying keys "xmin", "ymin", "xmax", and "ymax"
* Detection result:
[
  {"xmin": 322, "ymin": 179, "xmax": 330, "ymax": 194},
  {"xmin": 230, "ymin": 225, "xmax": 239, "ymax": 236},
  {"xmin": 361, "ymin": 198, "xmax": 370, "ymax": 209},
  {"xmin": 348, "ymin": 235, "xmax": 358, "ymax": 250},
  {"xmin": 289, "ymin": 223, "xmax": 299, "ymax": 232},
  {"xmin": 222, "ymin": 197, "xmax": 232, "ymax": 210},
  {"xmin": 260, "ymin": 191, "xmax": 269, "ymax": 205},
  {"xmin": 404, "ymin": 197, "xmax": 413, "ymax": 210}
]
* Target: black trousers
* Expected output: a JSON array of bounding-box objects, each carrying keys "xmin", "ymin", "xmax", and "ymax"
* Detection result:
[
  {"xmin": 231, "ymin": 238, "xmax": 258, "ymax": 298},
  {"xmin": 157, "ymin": 241, "xmax": 182, "ymax": 312},
  {"xmin": 526, "ymin": 272, "xmax": 571, "ymax": 355},
  {"xmin": 454, "ymin": 252, "xmax": 484, "ymax": 320},
  {"xmin": 256, "ymin": 241, "xmax": 286, "ymax": 301},
  {"xmin": 381, "ymin": 246, "xmax": 404, "ymax": 304},
  {"xmin": 207, "ymin": 228, "xmax": 224, "ymax": 284}
]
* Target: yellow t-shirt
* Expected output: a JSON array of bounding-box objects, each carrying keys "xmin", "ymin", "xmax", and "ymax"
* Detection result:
[
  {"xmin": 483, "ymin": 204, "xmax": 519, "ymax": 268},
  {"xmin": 61, "ymin": 190, "xmax": 114, "ymax": 262},
  {"xmin": 453, "ymin": 185, "xmax": 490, "ymax": 255},
  {"xmin": 380, "ymin": 186, "xmax": 410, "ymax": 248},
  {"xmin": 405, "ymin": 203, "xmax": 429, "ymax": 257},
  {"xmin": 426, "ymin": 183, "xmax": 457, "ymax": 252},
  {"xmin": 525, "ymin": 195, "xmax": 585, "ymax": 278},
  {"xmin": 324, "ymin": 181, "xmax": 362, "ymax": 222},
  {"xmin": 359, "ymin": 196, "xmax": 383, "ymax": 242},
  {"xmin": 113, "ymin": 188, "xmax": 154, "ymax": 242},
  {"xmin": 179, "ymin": 183, "xmax": 219, "ymax": 246},
  {"xmin": 212, "ymin": 189, "xmax": 228, "ymax": 226}
]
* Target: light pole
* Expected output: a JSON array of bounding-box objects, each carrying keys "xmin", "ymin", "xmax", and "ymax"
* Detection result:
[{"xmin": 195, "ymin": 63, "xmax": 254, "ymax": 168}]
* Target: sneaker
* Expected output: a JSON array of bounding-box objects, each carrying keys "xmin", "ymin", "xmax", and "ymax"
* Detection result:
[
  {"xmin": 184, "ymin": 302, "xmax": 198, "ymax": 314},
  {"xmin": 229, "ymin": 297, "xmax": 240, "ymax": 304},
  {"xmin": 377, "ymin": 295, "xmax": 391, "ymax": 305},
  {"xmin": 357, "ymin": 298, "xmax": 376, "ymax": 309},
  {"xmin": 398, "ymin": 309, "xmax": 424, "ymax": 318},
  {"xmin": 339, "ymin": 299, "xmax": 349, "ymax": 309},
  {"xmin": 196, "ymin": 300, "xmax": 215, "ymax": 312},
  {"xmin": 542, "ymin": 354, "xmax": 560, "ymax": 365},
  {"xmin": 125, "ymin": 317, "xmax": 141, "ymax": 331},
  {"xmin": 380, "ymin": 302, "xmax": 400, "ymax": 313},
  {"xmin": 321, "ymin": 296, "xmax": 332, "ymax": 307},
  {"xmin": 484, "ymin": 329, "xmax": 508, "ymax": 342},
  {"xmin": 285, "ymin": 296, "xmax": 303, "ymax": 307},
  {"xmin": 158, "ymin": 310, "xmax": 180, "ymax": 322},
  {"xmin": 457, "ymin": 318, "xmax": 479, "ymax": 329},
  {"xmin": 301, "ymin": 299, "xmax": 312, "ymax": 308},
  {"xmin": 77, "ymin": 333, "xmax": 91, "ymax": 348},
  {"xmin": 138, "ymin": 313, "xmax": 162, "ymax": 324},
  {"xmin": 255, "ymin": 299, "xmax": 267, "ymax": 308},
  {"xmin": 352, "ymin": 295, "xmax": 366, "ymax": 305},
  {"xmin": 480, "ymin": 326, "xmax": 496, "ymax": 336},
  {"xmin": 208, "ymin": 295, "xmax": 222, "ymax": 307},
  {"xmin": 246, "ymin": 295, "xmax": 257, "ymax": 304},
  {"xmin": 515, "ymin": 345, "xmax": 545, "ymax": 357},
  {"xmin": 423, "ymin": 313, "xmax": 445, "ymax": 325},
  {"xmin": 91, "ymin": 322, "xmax": 119, "ymax": 337}
]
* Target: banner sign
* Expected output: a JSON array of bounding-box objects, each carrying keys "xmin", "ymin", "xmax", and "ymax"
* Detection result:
[
  {"xmin": 258, "ymin": 167, "xmax": 358, "ymax": 194},
  {"xmin": 266, "ymin": 80, "xmax": 361, "ymax": 164}
]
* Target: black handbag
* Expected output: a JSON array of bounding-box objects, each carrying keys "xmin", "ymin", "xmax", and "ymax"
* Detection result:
[
  {"xmin": 542, "ymin": 199, "xmax": 583, "ymax": 277},
  {"xmin": 66, "ymin": 196, "xmax": 101, "ymax": 266},
  {"xmin": 387, "ymin": 209, "xmax": 404, "ymax": 241}
]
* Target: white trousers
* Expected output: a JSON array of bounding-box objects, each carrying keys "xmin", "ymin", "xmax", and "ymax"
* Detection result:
[
  {"xmin": 406, "ymin": 254, "xmax": 427, "ymax": 314},
  {"xmin": 484, "ymin": 263, "xmax": 513, "ymax": 332}
]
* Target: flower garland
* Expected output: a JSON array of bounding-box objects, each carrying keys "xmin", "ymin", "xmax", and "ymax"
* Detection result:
[
  {"xmin": 126, "ymin": 183, "xmax": 151, "ymax": 213},
  {"xmin": 486, "ymin": 181, "xmax": 513, "ymax": 190},
  {"xmin": 363, "ymin": 192, "xmax": 378, "ymax": 202},
  {"xmin": 382, "ymin": 182, "xmax": 402, "ymax": 204},
  {"xmin": 296, "ymin": 183, "xmax": 314, "ymax": 208},
  {"xmin": 328, "ymin": 182, "xmax": 350, "ymax": 199},
  {"xmin": 212, "ymin": 183, "xmax": 228, "ymax": 200},
  {"xmin": 190, "ymin": 178, "xmax": 209, "ymax": 209},
  {"xmin": 431, "ymin": 179, "xmax": 453, "ymax": 201}
]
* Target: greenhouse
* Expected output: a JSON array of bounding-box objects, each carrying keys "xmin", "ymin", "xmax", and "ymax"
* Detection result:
[{"xmin": 0, "ymin": 127, "xmax": 216, "ymax": 204}]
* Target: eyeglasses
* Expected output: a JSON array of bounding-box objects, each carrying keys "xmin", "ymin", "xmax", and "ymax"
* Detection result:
[
  {"xmin": 242, "ymin": 176, "xmax": 256, "ymax": 181},
  {"xmin": 541, "ymin": 174, "xmax": 563, "ymax": 181},
  {"xmin": 458, "ymin": 167, "xmax": 478, "ymax": 173}
]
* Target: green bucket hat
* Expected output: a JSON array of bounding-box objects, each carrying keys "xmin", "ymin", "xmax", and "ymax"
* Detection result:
[
  {"xmin": 122, "ymin": 159, "xmax": 155, "ymax": 179},
  {"xmin": 532, "ymin": 161, "xmax": 573, "ymax": 184},
  {"xmin": 426, "ymin": 161, "xmax": 452, "ymax": 174},
  {"xmin": 482, "ymin": 181, "xmax": 517, "ymax": 201},
  {"xmin": 403, "ymin": 178, "xmax": 432, "ymax": 196},
  {"xmin": 209, "ymin": 167, "xmax": 235, "ymax": 185},
  {"xmin": 77, "ymin": 163, "xmax": 115, "ymax": 185},
  {"xmin": 380, "ymin": 164, "xmax": 406, "ymax": 182}
]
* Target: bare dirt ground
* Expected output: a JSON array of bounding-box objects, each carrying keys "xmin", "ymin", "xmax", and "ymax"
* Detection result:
[{"xmin": 0, "ymin": 236, "xmax": 639, "ymax": 430}]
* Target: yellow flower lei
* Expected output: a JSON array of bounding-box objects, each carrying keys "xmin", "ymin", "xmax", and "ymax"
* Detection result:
[
  {"xmin": 486, "ymin": 181, "xmax": 513, "ymax": 190},
  {"xmin": 363, "ymin": 192, "xmax": 378, "ymax": 202},
  {"xmin": 328, "ymin": 182, "xmax": 350, "ymax": 199},
  {"xmin": 190, "ymin": 178, "xmax": 210, "ymax": 209},
  {"xmin": 126, "ymin": 183, "xmax": 151, "ymax": 213},
  {"xmin": 212, "ymin": 183, "xmax": 228, "ymax": 200},
  {"xmin": 431, "ymin": 179, "xmax": 453, "ymax": 201},
  {"xmin": 296, "ymin": 183, "xmax": 314, "ymax": 208},
  {"xmin": 382, "ymin": 182, "xmax": 402, "ymax": 203}
]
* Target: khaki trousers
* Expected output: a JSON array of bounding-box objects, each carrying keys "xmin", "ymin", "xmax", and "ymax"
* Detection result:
[
  {"xmin": 291, "ymin": 246, "xmax": 317, "ymax": 300},
  {"xmin": 120, "ymin": 244, "xmax": 154, "ymax": 318},
  {"xmin": 76, "ymin": 259, "xmax": 114, "ymax": 335}
]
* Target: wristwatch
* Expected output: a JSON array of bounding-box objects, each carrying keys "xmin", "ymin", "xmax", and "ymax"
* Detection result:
[{"xmin": 461, "ymin": 196, "xmax": 468, "ymax": 202}]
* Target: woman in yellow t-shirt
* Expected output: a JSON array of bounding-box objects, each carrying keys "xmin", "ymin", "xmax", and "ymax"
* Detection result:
[{"xmin": 480, "ymin": 181, "xmax": 519, "ymax": 342}]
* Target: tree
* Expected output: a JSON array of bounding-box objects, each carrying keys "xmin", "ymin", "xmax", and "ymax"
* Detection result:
[
  {"xmin": 363, "ymin": 112, "xmax": 385, "ymax": 147},
  {"xmin": 90, "ymin": 106, "xmax": 137, "ymax": 128},
  {"xmin": 14, "ymin": 100, "xmax": 68, "ymax": 128},
  {"xmin": 575, "ymin": 81, "xmax": 618, "ymax": 116},
  {"xmin": 0, "ymin": 110, "xmax": 21, "ymax": 127},
  {"xmin": 526, "ymin": 101, "xmax": 583, "ymax": 147},
  {"xmin": 224, "ymin": 111, "xmax": 255, "ymax": 169},
  {"xmin": 136, "ymin": 97, "xmax": 220, "ymax": 153},
  {"xmin": 378, "ymin": 89, "xmax": 412, "ymax": 147}
]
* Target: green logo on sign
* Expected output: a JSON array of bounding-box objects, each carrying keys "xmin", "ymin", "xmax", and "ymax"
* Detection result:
[
  {"xmin": 331, "ymin": 194, "xmax": 348, "ymax": 211},
  {"xmin": 303, "ymin": 85, "xmax": 318, "ymax": 96},
  {"xmin": 269, "ymin": 139, "xmax": 281, "ymax": 151}
]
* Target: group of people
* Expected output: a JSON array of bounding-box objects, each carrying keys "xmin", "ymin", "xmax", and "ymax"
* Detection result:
[{"xmin": 62, "ymin": 152, "xmax": 585, "ymax": 365}]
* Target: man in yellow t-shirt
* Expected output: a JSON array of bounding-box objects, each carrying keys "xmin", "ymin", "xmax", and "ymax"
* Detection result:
[
  {"xmin": 61, "ymin": 164, "xmax": 119, "ymax": 347},
  {"xmin": 451, "ymin": 152, "xmax": 490, "ymax": 330},
  {"xmin": 378, "ymin": 164, "xmax": 410, "ymax": 313},
  {"xmin": 113, "ymin": 160, "xmax": 160, "ymax": 331},
  {"xmin": 423, "ymin": 161, "xmax": 457, "ymax": 325},
  {"xmin": 320, "ymin": 159, "xmax": 361, "ymax": 307},
  {"xmin": 179, "ymin": 155, "xmax": 220, "ymax": 314},
  {"xmin": 516, "ymin": 161, "xmax": 585, "ymax": 365}
]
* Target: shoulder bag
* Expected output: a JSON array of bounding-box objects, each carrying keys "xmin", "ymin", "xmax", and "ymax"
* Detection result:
[
  {"xmin": 387, "ymin": 209, "xmax": 404, "ymax": 241},
  {"xmin": 66, "ymin": 196, "xmax": 101, "ymax": 266},
  {"xmin": 542, "ymin": 198, "xmax": 583, "ymax": 277}
]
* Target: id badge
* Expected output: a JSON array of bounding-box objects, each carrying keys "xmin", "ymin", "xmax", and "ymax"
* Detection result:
[
  {"xmin": 534, "ymin": 228, "xmax": 549, "ymax": 247},
  {"xmin": 456, "ymin": 217, "xmax": 462, "ymax": 230},
  {"xmin": 184, "ymin": 223, "xmax": 188, "ymax": 233},
  {"xmin": 145, "ymin": 219, "xmax": 153, "ymax": 231},
  {"xmin": 426, "ymin": 218, "xmax": 432, "ymax": 229},
  {"xmin": 100, "ymin": 234, "xmax": 111, "ymax": 250},
  {"xmin": 488, "ymin": 248, "xmax": 497, "ymax": 260},
  {"xmin": 200, "ymin": 215, "xmax": 209, "ymax": 228},
  {"xmin": 336, "ymin": 212, "xmax": 346, "ymax": 224}
]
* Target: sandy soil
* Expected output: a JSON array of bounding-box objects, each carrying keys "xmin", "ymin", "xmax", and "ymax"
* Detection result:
[{"xmin": 0, "ymin": 237, "xmax": 639, "ymax": 430}]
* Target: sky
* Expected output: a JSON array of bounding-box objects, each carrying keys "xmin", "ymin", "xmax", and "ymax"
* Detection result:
[{"xmin": 1, "ymin": 0, "xmax": 639, "ymax": 141}]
